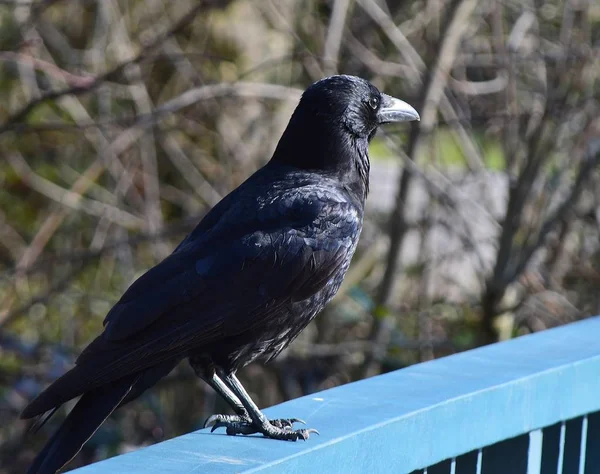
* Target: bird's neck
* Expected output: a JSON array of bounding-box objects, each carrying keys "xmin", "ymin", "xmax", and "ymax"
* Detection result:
[{"xmin": 271, "ymin": 119, "xmax": 370, "ymax": 204}]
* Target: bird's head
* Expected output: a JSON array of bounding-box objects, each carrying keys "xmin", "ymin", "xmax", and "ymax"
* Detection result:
[
  {"xmin": 272, "ymin": 75, "xmax": 419, "ymax": 200},
  {"xmin": 299, "ymin": 75, "xmax": 420, "ymax": 140}
]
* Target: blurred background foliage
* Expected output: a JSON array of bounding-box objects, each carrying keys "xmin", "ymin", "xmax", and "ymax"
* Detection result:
[{"xmin": 0, "ymin": 0, "xmax": 599, "ymax": 471}]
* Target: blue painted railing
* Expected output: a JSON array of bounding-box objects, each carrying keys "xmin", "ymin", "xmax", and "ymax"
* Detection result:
[{"xmin": 73, "ymin": 316, "xmax": 600, "ymax": 474}]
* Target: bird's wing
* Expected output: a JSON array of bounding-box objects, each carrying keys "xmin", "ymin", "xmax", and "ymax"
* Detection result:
[
  {"xmin": 23, "ymin": 187, "xmax": 359, "ymax": 417},
  {"xmin": 75, "ymin": 187, "xmax": 359, "ymax": 383}
]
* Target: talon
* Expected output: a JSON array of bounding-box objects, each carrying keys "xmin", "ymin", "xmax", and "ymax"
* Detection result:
[
  {"xmin": 270, "ymin": 417, "xmax": 306, "ymax": 429},
  {"xmin": 204, "ymin": 413, "xmax": 251, "ymax": 430},
  {"xmin": 204, "ymin": 415, "xmax": 219, "ymax": 428},
  {"xmin": 297, "ymin": 428, "xmax": 319, "ymax": 440},
  {"xmin": 211, "ymin": 421, "xmax": 229, "ymax": 433}
]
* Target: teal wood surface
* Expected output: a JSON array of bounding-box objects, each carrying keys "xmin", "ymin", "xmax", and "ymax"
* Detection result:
[{"xmin": 72, "ymin": 316, "xmax": 600, "ymax": 473}]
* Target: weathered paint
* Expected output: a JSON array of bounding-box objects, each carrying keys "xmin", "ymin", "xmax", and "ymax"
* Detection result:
[{"xmin": 72, "ymin": 316, "xmax": 600, "ymax": 474}]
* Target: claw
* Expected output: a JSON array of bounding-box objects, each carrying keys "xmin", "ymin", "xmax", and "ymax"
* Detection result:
[
  {"xmin": 299, "ymin": 428, "xmax": 319, "ymax": 440},
  {"xmin": 204, "ymin": 413, "xmax": 250, "ymax": 429},
  {"xmin": 270, "ymin": 417, "xmax": 306, "ymax": 429},
  {"xmin": 204, "ymin": 415, "xmax": 220, "ymax": 429},
  {"xmin": 210, "ymin": 421, "xmax": 229, "ymax": 433}
]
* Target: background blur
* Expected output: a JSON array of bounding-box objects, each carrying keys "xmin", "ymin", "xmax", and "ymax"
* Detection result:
[{"xmin": 0, "ymin": 0, "xmax": 599, "ymax": 471}]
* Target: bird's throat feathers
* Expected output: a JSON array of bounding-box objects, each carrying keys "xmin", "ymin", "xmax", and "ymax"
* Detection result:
[
  {"xmin": 350, "ymin": 135, "xmax": 370, "ymax": 200},
  {"xmin": 271, "ymin": 115, "xmax": 370, "ymax": 203}
]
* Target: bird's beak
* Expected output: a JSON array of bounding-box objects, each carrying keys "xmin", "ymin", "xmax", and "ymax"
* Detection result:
[{"xmin": 377, "ymin": 94, "xmax": 420, "ymax": 124}]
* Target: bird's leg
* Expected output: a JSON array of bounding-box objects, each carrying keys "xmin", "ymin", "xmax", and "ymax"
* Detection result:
[
  {"xmin": 190, "ymin": 358, "xmax": 303, "ymax": 432},
  {"xmin": 202, "ymin": 374, "xmax": 252, "ymax": 428},
  {"xmin": 211, "ymin": 370, "xmax": 317, "ymax": 441},
  {"xmin": 205, "ymin": 372, "xmax": 304, "ymax": 432},
  {"xmin": 189, "ymin": 357, "xmax": 250, "ymax": 427}
]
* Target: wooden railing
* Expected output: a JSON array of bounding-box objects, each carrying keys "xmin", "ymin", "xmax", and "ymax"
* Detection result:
[{"xmin": 72, "ymin": 316, "xmax": 600, "ymax": 474}]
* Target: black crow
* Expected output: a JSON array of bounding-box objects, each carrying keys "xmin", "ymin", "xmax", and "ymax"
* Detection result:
[{"xmin": 21, "ymin": 75, "xmax": 419, "ymax": 473}]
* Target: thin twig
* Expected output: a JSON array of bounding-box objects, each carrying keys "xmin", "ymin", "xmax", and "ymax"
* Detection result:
[
  {"xmin": 364, "ymin": 0, "xmax": 479, "ymax": 378},
  {"xmin": 0, "ymin": 1, "xmax": 215, "ymax": 135},
  {"xmin": 323, "ymin": 0, "xmax": 352, "ymax": 76}
]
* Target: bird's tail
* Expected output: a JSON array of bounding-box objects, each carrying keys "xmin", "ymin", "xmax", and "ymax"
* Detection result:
[{"xmin": 27, "ymin": 374, "xmax": 139, "ymax": 474}]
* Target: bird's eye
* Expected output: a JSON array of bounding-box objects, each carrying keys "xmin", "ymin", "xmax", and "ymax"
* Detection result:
[{"xmin": 368, "ymin": 96, "xmax": 379, "ymax": 110}]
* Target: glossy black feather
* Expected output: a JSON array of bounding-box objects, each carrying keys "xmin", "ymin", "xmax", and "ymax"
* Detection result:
[
  {"xmin": 22, "ymin": 75, "xmax": 396, "ymax": 473},
  {"xmin": 26, "ymin": 374, "xmax": 139, "ymax": 474}
]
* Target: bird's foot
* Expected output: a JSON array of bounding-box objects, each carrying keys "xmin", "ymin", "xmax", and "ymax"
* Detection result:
[
  {"xmin": 207, "ymin": 415, "xmax": 317, "ymax": 440},
  {"xmin": 258, "ymin": 420, "xmax": 319, "ymax": 441},
  {"xmin": 204, "ymin": 413, "xmax": 249, "ymax": 429}
]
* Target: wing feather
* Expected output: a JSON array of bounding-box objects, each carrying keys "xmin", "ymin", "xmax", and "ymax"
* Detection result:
[{"xmin": 70, "ymin": 189, "xmax": 358, "ymax": 389}]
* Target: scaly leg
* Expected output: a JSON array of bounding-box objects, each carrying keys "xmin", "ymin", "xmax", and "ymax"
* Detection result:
[
  {"xmin": 189, "ymin": 357, "xmax": 300, "ymax": 431},
  {"xmin": 211, "ymin": 369, "xmax": 317, "ymax": 441},
  {"xmin": 189, "ymin": 356, "xmax": 248, "ymax": 422}
]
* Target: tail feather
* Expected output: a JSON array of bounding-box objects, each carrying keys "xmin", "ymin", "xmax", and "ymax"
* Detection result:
[
  {"xmin": 22, "ymin": 365, "xmax": 93, "ymax": 420},
  {"xmin": 27, "ymin": 374, "xmax": 138, "ymax": 474},
  {"xmin": 29, "ymin": 407, "xmax": 59, "ymax": 435}
]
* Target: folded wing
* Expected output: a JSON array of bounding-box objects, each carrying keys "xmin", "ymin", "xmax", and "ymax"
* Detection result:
[{"xmin": 23, "ymin": 186, "xmax": 358, "ymax": 417}]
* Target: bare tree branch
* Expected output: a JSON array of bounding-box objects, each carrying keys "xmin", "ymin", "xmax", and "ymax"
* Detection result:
[
  {"xmin": 364, "ymin": 0, "xmax": 479, "ymax": 377},
  {"xmin": 0, "ymin": 1, "xmax": 227, "ymax": 135},
  {"xmin": 323, "ymin": 0, "xmax": 352, "ymax": 75}
]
